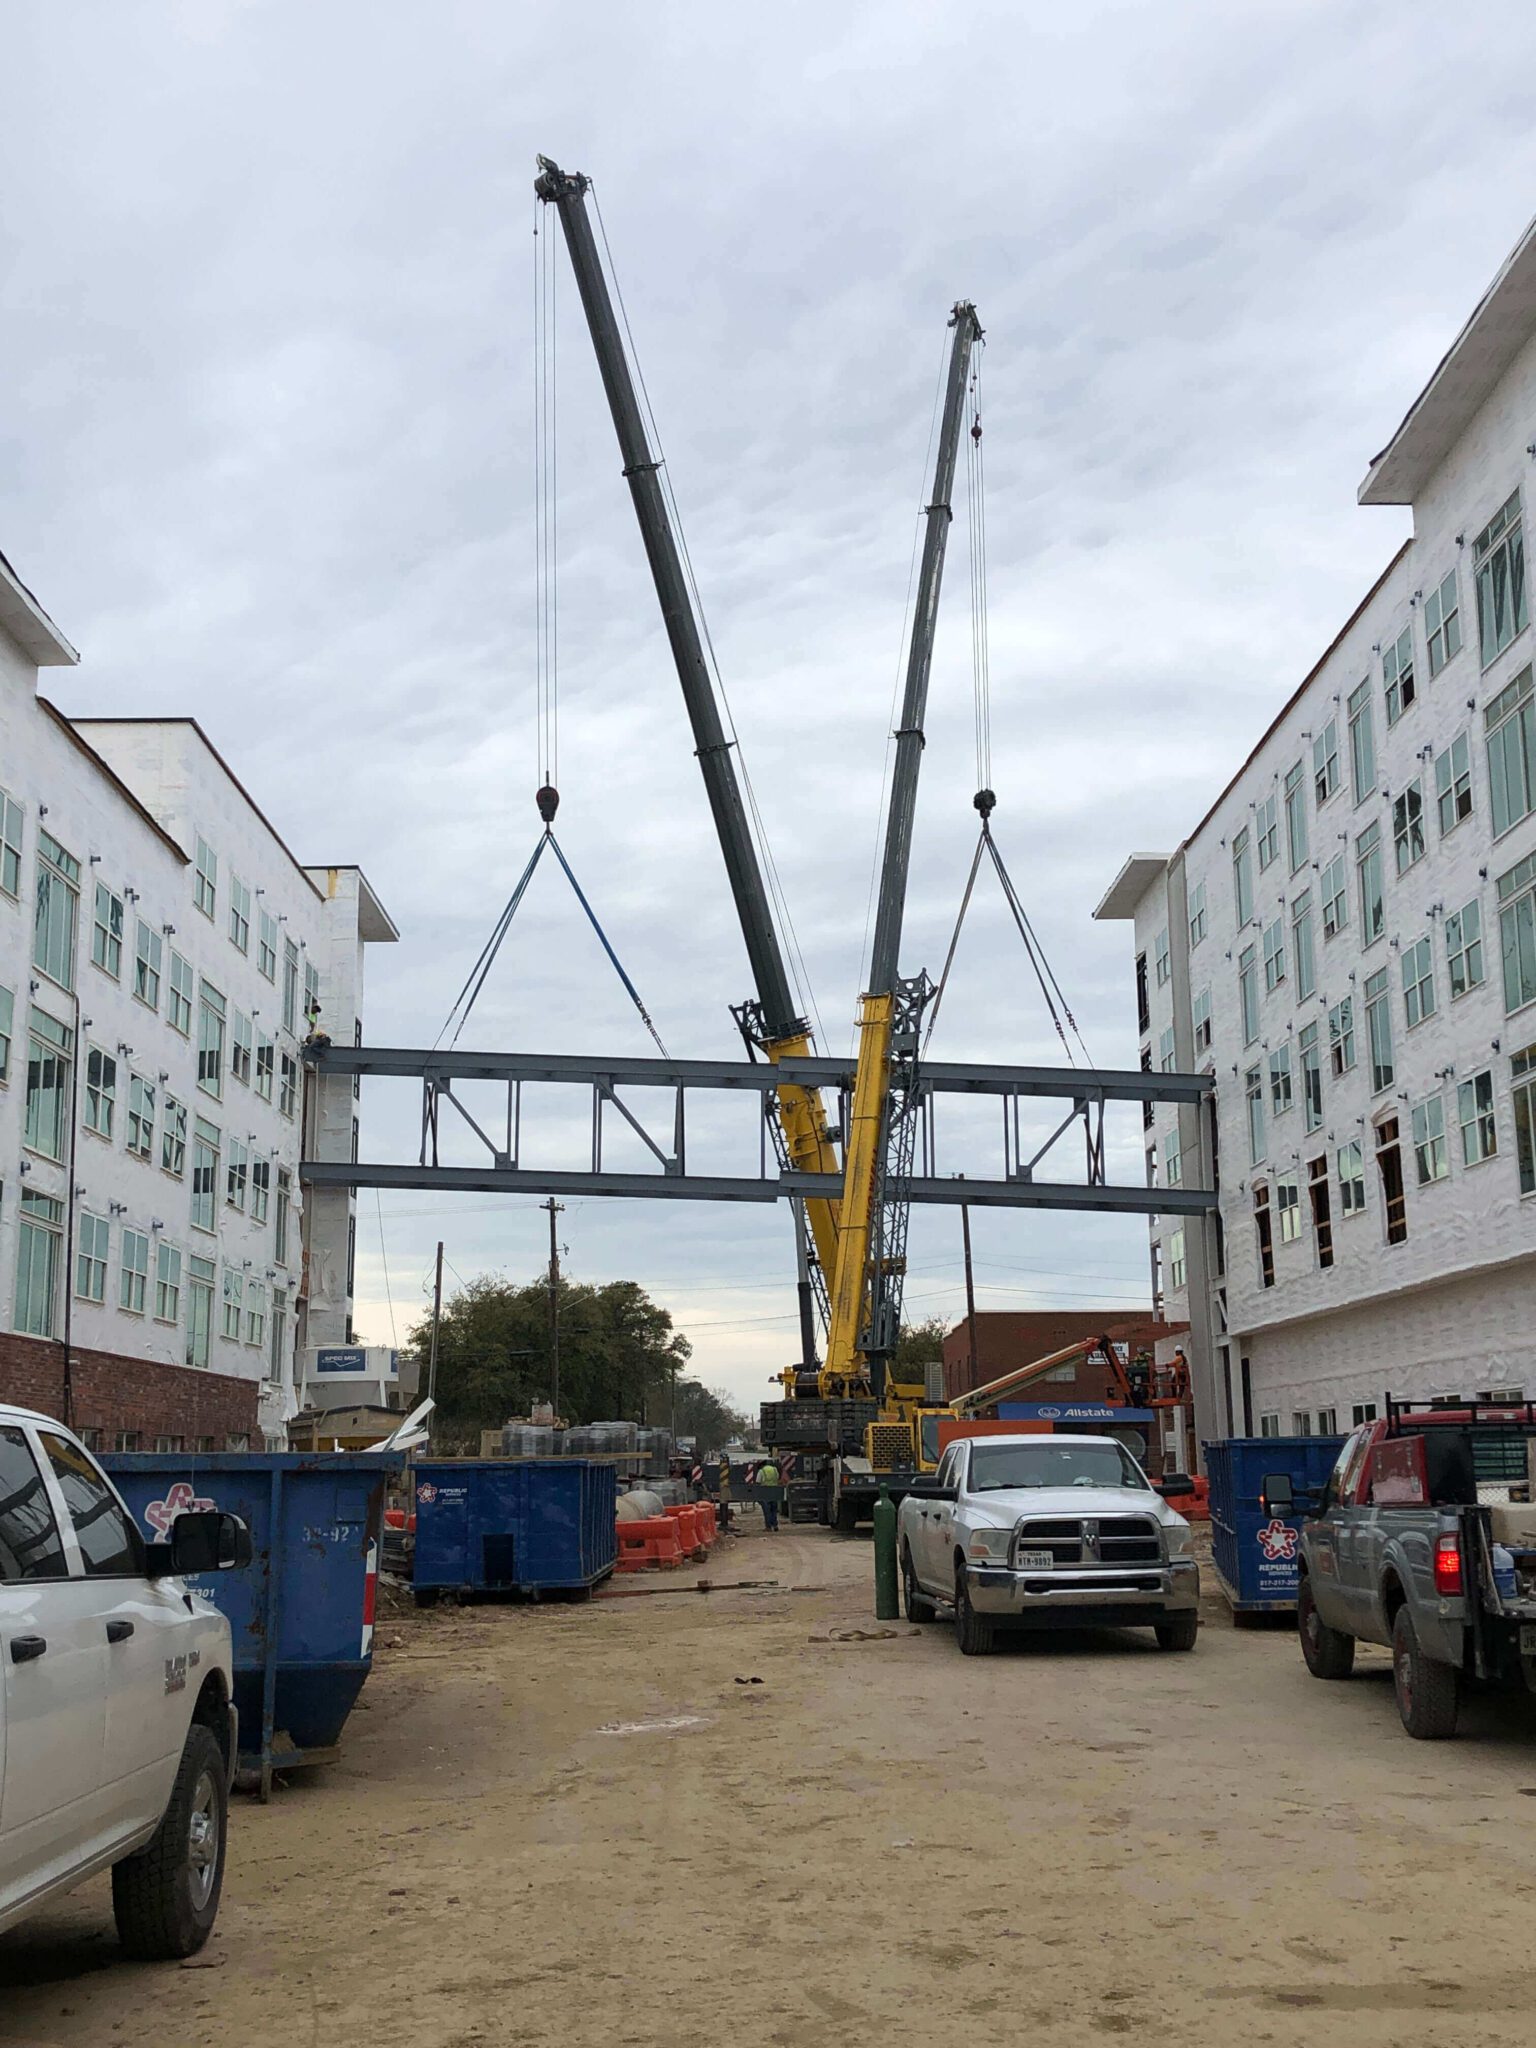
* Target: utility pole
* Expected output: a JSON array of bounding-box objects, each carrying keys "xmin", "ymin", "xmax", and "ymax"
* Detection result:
[
  {"xmin": 426, "ymin": 1240, "xmax": 444, "ymax": 1404},
  {"xmin": 961, "ymin": 1203, "xmax": 979, "ymax": 1391},
  {"xmin": 543, "ymin": 1197, "xmax": 565, "ymax": 1420}
]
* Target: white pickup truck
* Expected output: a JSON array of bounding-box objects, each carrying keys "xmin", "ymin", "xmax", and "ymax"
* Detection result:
[
  {"xmin": 897, "ymin": 1432, "xmax": 1201, "ymax": 1656},
  {"xmin": 0, "ymin": 1403, "xmax": 250, "ymax": 1958}
]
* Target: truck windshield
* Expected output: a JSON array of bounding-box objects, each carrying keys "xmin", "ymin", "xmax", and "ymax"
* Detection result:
[{"xmin": 968, "ymin": 1441, "xmax": 1146, "ymax": 1493}]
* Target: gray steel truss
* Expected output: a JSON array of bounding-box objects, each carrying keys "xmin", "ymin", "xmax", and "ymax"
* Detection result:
[{"xmin": 300, "ymin": 1041, "xmax": 1214, "ymax": 1218}]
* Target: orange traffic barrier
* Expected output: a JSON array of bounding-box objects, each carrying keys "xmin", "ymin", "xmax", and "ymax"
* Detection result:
[
  {"xmin": 664, "ymin": 1504, "xmax": 708, "ymax": 1558},
  {"xmin": 615, "ymin": 1516, "xmax": 686, "ymax": 1572},
  {"xmin": 1164, "ymin": 1475, "xmax": 1210, "ymax": 1522},
  {"xmin": 696, "ymin": 1500, "xmax": 717, "ymax": 1543}
]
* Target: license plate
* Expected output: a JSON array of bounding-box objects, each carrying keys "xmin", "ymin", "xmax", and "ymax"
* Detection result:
[
  {"xmin": 1016, "ymin": 1549, "xmax": 1055, "ymax": 1569},
  {"xmin": 1520, "ymin": 1625, "xmax": 1536, "ymax": 1657}
]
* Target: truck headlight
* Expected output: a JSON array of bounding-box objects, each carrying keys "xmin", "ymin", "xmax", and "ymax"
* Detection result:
[
  {"xmin": 967, "ymin": 1527, "xmax": 1012, "ymax": 1560},
  {"xmin": 1164, "ymin": 1523, "xmax": 1194, "ymax": 1561}
]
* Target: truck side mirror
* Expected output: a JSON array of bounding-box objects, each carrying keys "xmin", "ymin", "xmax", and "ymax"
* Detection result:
[
  {"xmin": 154, "ymin": 1511, "xmax": 254, "ymax": 1578},
  {"xmin": 1260, "ymin": 1473, "xmax": 1295, "ymax": 1518}
]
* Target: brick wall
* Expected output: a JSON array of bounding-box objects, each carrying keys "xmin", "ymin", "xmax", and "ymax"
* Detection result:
[
  {"xmin": 0, "ymin": 1334, "xmax": 259, "ymax": 1447},
  {"xmin": 943, "ymin": 1311, "xmax": 1151, "ymax": 1403}
]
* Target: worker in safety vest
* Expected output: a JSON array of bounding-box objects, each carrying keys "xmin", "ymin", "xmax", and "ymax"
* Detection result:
[{"xmin": 756, "ymin": 1456, "xmax": 782, "ymax": 1533}]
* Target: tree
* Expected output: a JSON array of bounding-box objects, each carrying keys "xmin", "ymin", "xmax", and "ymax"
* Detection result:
[
  {"xmin": 895, "ymin": 1315, "xmax": 950, "ymax": 1374},
  {"xmin": 669, "ymin": 1379, "xmax": 752, "ymax": 1454}
]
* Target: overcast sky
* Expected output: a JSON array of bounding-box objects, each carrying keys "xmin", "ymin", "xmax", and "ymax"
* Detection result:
[{"xmin": 6, "ymin": 2, "xmax": 1536, "ymax": 1413}]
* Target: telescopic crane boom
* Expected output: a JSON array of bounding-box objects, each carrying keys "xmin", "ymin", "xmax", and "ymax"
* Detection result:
[{"xmin": 534, "ymin": 156, "xmax": 843, "ymax": 1292}]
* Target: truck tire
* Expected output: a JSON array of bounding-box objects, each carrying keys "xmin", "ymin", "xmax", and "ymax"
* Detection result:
[
  {"xmin": 902, "ymin": 1546, "xmax": 937, "ymax": 1623},
  {"xmin": 1154, "ymin": 1612, "xmax": 1199, "ymax": 1652},
  {"xmin": 834, "ymin": 1498, "xmax": 861, "ymax": 1536},
  {"xmin": 1392, "ymin": 1604, "xmax": 1459, "ymax": 1739},
  {"xmin": 954, "ymin": 1565, "xmax": 994, "ymax": 1657},
  {"xmin": 112, "ymin": 1723, "xmax": 228, "ymax": 1960},
  {"xmin": 1298, "ymin": 1574, "xmax": 1355, "ymax": 1679}
]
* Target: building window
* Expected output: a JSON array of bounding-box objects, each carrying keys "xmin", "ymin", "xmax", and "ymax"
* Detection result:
[
  {"xmin": 222, "ymin": 1266, "xmax": 244, "ymax": 1342},
  {"xmin": 168, "ymin": 949, "xmax": 194, "ymax": 1035},
  {"xmin": 75, "ymin": 1212, "xmax": 109, "ymax": 1303},
  {"xmin": 119, "ymin": 1228, "xmax": 149, "ymax": 1314},
  {"xmin": 1309, "ymin": 1156, "xmax": 1334, "ymax": 1269},
  {"xmin": 1188, "ymin": 881, "xmax": 1206, "ymax": 949},
  {"xmin": 1135, "ymin": 952, "xmax": 1150, "ymax": 1037},
  {"xmin": 33, "ymin": 831, "xmax": 80, "ymax": 992},
  {"xmin": 127, "ymin": 1074, "xmax": 155, "ymax": 1159},
  {"xmin": 0, "ymin": 788, "xmax": 21, "ymax": 897},
  {"xmin": 1232, "ymin": 827, "xmax": 1254, "ymax": 928},
  {"xmin": 1425, "ymin": 567, "xmax": 1462, "ymax": 676},
  {"xmin": 269, "ymin": 1287, "xmax": 288, "ymax": 1385},
  {"xmin": 275, "ymin": 1167, "xmax": 292, "ymax": 1265},
  {"xmin": 279, "ymin": 1051, "xmax": 299, "ymax": 1119},
  {"xmin": 303, "ymin": 958, "xmax": 320, "ymax": 1028},
  {"xmin": 1253, "ymin": 1184, "xmax": 1275, "ymax": 1289},
  {"xmin": 1256, "ymin": 793, "xmax": 1279, "ymax": 870},
  {"xmin": 195, "ymin": 835, "xmax": 217, "ymax": 919},
  {"xmin": 252, "ymin": 1156, "xmax": 270, "ymax": 1223},
  {"xmin": 15, "ymin": 1190, "xmax": 64, "ymax": 1336},
  {"xmin": 256, "ymin": 1034, "xmax": 275, "ymax": 1101},
  {"xmin": 1328, "ymin": 996, "xmax": 1355, "ymax": 1076},
  {"xmin": 258, "ymin": 908, "xmax": 279, "ymax": 981},
  {"xmin": 226, "ymin": 1137, "xmax": 249, "ymax": 1213},
  {"xmin": 1485, "ymin": 666, "xmax": 1536, "ymax": 838},
  {"xmin": 1290, "ymin": 888, "xmax": 1315, "ymax": 1000},
  {"xmin": 1262, "ymin": 917, "xmax": 1285, "ymax": 994},
  {"xmin": 1238, "ymin": 945, "xmax": 1259, "ymax": 1046},
  {"xmin": 1402, "ymin": 935, "xmax": 1435, "ymax": 1030},
  {"xmin": 1299, "ymin": 1021, "xmax": 1322, "ymax": 1132},
  {"xmin": 1321, "ymin": 854, "xmax": 1347, "ymax": 939},
  {"xmin": 1352, "ymin": 1401, "xmax": 1380, "ymax": 1427},
  {"xmin": 231, "ymin": 1008, "xmax": 253, "ymax": 1087},
  {"xmin": 84, "ymin": 1047, "xmax": 117, "ymax": 1139},
  {"xmin": 1412, "ymin": 1095, "xmax": 1448, "ymax": 1186},
  {"xmin": 1277, "ymin": 1178, "xmax": 1301, "ymax": 1243},
  {"xmin": 1347, "ymin": 681, "xmax": 1376, "ymax": 805},
  {"xmin": 1259, "ymin": 1412, "xmax": 1281, "ymax": 1439},
  {"xmin": 1474, "ymin": 488, "xmax": 1527, "ymax": 666},
  {"xmin": 1356, "ymin": 821, "xmax": 1385, "ymax": 945},
  {"xmin": 1338, "ymin": 1140, "xmax": 1365, "ymax": 1217},
  {"xmin": 186, "ymin": 1255, "xmax": 215, "ymax": 1367},
  {"xmin": 1458, "ymin": 1069, "xmax": 1497, "ymax": 1166},
  {"xmin": 229, "ymin": 874, "xmax": 251, "ymax": 954},
  {"xmin": 1383, "ymin": 625, "xmax": 1416, "ymax": 725},
  {"xmin": 1284, "ymin": 761, "xmax": 1309, "ymax": 871},
  {"xmin": 1159, "ymin": 1026, "xmax": 1175, "ymax": 1073},
  {"xmin": 1167, "ymin": 1228, "xmax": 1187, "ymax": 1290},
  {"xmin": 1246, "ymin": 1067, "xmax": 1265, "ymax": 1164},
  {"xmin": 191, "ymin": 1119, "xmax": 220, "ymax": 1233},
  {"xmin": 1446, "ymin": 898, "xmax": 1485, "ymax": 999},
  {"xmin": 0, "ymin": 983, "xmax": 11, "ymax": 1085},
  {"xmin": 134, "ymin": 920, "xmax": 162, "ymax": 1009},
  {"xmin": 1497, "ymin": 849, "xmax": 1536, "ymax": 1015},
  {"xmin": 92, "ymin": 881, "xmax": 124, "ymax": 978},
  {"xmin": 1317, "ymin": 1407, "xmax": 1339, "ymax": 1436},
  {"xmin": 155, "ymin": 1241, "xmax": 182, "ymax": 1323},
  {"xmin": 1269, "ymin": 1044, "xmax": 1292, "ymax": 1115},
  {"xmin": 24, "ymin": 1008, "xmax": 73, "ymax": 1160},
  {"xmin": 197, "ymin": 981, "xmax": 226, "ymax": 1098},
  {"xmin": 162, "ymin": 1094, "xmax": 187, "ymax": 1176},
  {"xmin": 1165, "ymin": 1125, "xmax": 1182, "ymax": 1187},
  {"xmin": 282, "ymin": 938, "xmax": 300, "ymax": 1034},
  {"xmin": 1192, "ymin": 985, "xmax": 1212, "ymax": 1054},
  {"xmin": 1313, "ymin": 718, "xmax": 1340, "ymax": 804},
  {"xmin": 246, "ymin": 1280, "xmax": 267, "ymax": 1349},
  {"xmin": 1364, "ymin": 966, "xmax": 1394, "ymax": 1092},
  {"xmin": 1435, "ymin": 733, "xmax": 1473, "ymax": 837},
  {"xmin": 1393, "ymin": 781, "xmax": 1426, "ymax": 874},
  {"xmin": 1375, "ymin": 1116, "xmax": 1408, "ymax": 1245},
  {"xmin": 1154, "ymin": 926, "xmax": 1170, "ymax": 987},
  {"xmin": 1291, "ymin": 1411, "xmax": 1314, "ymax": 1437}
]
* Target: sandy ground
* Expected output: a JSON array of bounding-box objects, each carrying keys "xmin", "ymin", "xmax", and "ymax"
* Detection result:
[{"xmin": 4, "ymin": 1522, "xmax": 1536, "ymax": 2047}]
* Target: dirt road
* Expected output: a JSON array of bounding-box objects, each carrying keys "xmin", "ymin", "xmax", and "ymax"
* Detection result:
[{"xmin": 5, "ymin": 1524, "xmax": 1536, "ymax": 2047}]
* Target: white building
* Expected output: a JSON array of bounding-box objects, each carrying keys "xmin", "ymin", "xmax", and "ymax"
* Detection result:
[
  {"xmin": 0, "ymin": 548, "xmax": 396, "ymax": 1448},
  {"xmin": 1096, "ymin": 219, "xmax": 1536, "ymax": 1445}
]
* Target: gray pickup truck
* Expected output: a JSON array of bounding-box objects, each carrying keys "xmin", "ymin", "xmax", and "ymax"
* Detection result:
[{"xmin": 1268, "ymin": 1397, "xmax": 1536, "ymax": 1739}]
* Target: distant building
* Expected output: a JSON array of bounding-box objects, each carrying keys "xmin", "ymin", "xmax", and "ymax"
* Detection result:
[
  {"xmin": 942, "ymin": 1310, "xmax": 1152, "ymax": 1405},
  {"xmin": 0, "ymin": 548, "xmax": 396, "ymax": 1448},
  {"xmin": 1096, "ymin": 217, "xmax": 1536, "ymax": 1444}
]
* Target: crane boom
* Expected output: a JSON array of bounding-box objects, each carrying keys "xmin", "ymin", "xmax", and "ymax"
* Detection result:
[{"xmin": 534, "ymin": 156, "xmax": 842, "ymax": 1287}]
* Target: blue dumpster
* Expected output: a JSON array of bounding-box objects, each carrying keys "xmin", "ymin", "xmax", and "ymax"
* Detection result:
[
  {"xmin": 412, "ymin": 1459, "xmax": 616, "ymax": 1598},
  {"xmin": 104, "ymin": 1451, "xmax": 402, "ymax": 1796},
  {"xmin": 1205, "ymin": 1435, "xmax": 1345, "ymax": 1614}
]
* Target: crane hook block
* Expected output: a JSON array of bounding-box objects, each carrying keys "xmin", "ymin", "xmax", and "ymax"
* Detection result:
[
  {"xmin": 973, "ymin": 787, "xmax": 996, "ymax": 819},
  {"xmin": 536, "ymin": 783, "xmax": 561, "ymax": 824}
]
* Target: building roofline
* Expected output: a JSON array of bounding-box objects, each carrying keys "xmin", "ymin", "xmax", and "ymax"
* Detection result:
[
  {"xmin": 1093, "ymin": 854, "xmax": 1172, "ymax": 922},
  {"xmin": 73, "ymin": 717, "xmax": 324, "ymax": 903},
  {"xmin": 0, "ymin": 549, "xmax": 78, "ymax": 667},
  {"xmin": 303, "ymin": 864, "xmax": 400, "ymax": 944},
  {"xmin": 37, "ymin": 699, "xmax": 188, "ymax": 863},
  {"xmin": 1359, "ymin": 215, "xmax": 1536, "ymax": 505}
]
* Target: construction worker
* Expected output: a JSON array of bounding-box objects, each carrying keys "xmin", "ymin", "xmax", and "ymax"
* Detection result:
[{"xmin": 756, "ymin": 1455, "xmax": 782, "ymax": 1532}]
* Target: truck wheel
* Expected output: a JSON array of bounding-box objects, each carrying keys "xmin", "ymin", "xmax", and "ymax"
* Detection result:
[
  {"xmin": 1392, "ymin": 1604, "xmax": 1459, "ymax": 1739},
  {"xmin": 1298, "ymin": 1574, "xmax": 1355, "ymax": 1679},
  {"xmin": 112, "ymin": 1723, "xmax": 228, "ymax": 1960},
  {"xmin": 954, "ymin": 1566, "xmax": 994, "ymax": 1656},
  {"xmin": 1154, "ymin": 1612, "xmax": 1199, "ymax": 1652},
  {"xmin": 834, "ymin": 1499, "xmax": 860, "ymax": 1536},
  {"xmin": 902, "ymin": 1546, "xmax": 937, "ymax": 1623}
]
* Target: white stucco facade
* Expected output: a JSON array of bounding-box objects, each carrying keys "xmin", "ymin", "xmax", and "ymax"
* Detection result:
[{"xmin": 1097, "ymin": 220, "xmax": 1536, "ymax": 1443}]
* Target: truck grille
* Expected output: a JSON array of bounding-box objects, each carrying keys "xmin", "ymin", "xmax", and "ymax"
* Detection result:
[
  {"xmin": 1014, "ymin": 1514, "xmax": 1162, "ymax": 1567},
  {"xmin": 868, "ymin": 1423, "xmax": 914, "ymax": 1472}
]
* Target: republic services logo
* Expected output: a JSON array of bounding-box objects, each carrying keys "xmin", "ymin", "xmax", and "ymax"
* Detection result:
[{"xmin": 1257, "ymin": 1518, "xmax": 1299, "ymax": 1562}]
